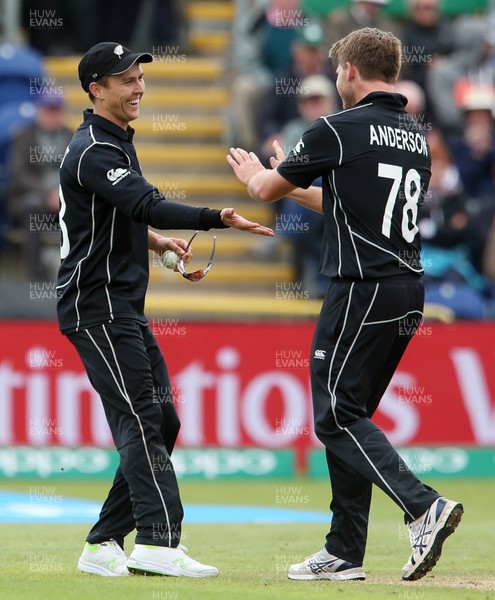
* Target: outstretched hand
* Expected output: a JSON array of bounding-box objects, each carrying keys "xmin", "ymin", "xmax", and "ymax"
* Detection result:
[
  {"xmin": 220, "ymin": 208, "xmax": 274, "ymax": 236},
  {"xmin": 227, "ymin": 147, "xmax": 265, "ymax": 186}
]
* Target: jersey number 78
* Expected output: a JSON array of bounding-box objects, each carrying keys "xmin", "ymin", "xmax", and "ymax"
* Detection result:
[{"xmin": 378, "ymin": 162, "xmax": 421, "ymax": 243}]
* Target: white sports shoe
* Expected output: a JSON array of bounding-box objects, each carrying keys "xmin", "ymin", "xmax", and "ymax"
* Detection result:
[
  {"xmin": 288, "ymin": 547, "xmax": 366, "ymax": 581},
  {"xmin": 78, "ymin": 539, "xmax": 129, "ymax": 576},
  {"xmin": 402, "ymin": 496, "xmax": 463, "ymax": 581},
  {"xmin": 127, "ymin": 543, "xmax": 219, "ymax": 578}
]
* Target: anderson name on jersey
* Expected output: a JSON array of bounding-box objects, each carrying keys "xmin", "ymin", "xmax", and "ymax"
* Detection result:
[{"xmin": 277, "ymin": 92, "xmax": 431, "ymax": 281}]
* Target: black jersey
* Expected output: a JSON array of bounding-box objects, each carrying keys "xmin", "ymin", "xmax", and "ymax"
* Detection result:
[
  {"xmin": 57, "ymin": 110, "xmax": 225, "ymax": 333},
  {"xmin": 277, "ymin": 92, "xmax": 431, "ymax": 280}
]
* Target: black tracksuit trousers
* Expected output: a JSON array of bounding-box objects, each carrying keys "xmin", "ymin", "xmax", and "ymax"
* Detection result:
[
  {"xmin": 67, "ymin": 320, "xmax": 183, "ymax": 549},
  {"xmin": 311, "ymin": 279, "xmax": 439, "ymax": 565}
]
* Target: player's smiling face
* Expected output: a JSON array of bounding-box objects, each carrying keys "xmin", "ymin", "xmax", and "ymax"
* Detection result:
[{"xmin": 92, "ymin": 63, "xmax": 145, "ymax": 129}]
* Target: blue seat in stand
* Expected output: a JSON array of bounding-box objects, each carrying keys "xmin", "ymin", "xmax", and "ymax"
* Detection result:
[
  {"xmin": 0, "ymin": 43, "xmax": 44, "ymax": 107},
  {"xmin": 0, "ymin": 101, "xmax": 37, "ymax": 249},
  {"xmin": 424, "ymin": 281, "xmax": 486, "ymax": 320},
  {"xmin": 0, "ymin": 43, "xmax": 44, "ymax": 249}
]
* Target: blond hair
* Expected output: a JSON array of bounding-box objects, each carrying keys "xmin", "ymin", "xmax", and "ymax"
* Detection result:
[{"xmin": 329, "ymin": 28, "xmax": 402, "ymax": 84}]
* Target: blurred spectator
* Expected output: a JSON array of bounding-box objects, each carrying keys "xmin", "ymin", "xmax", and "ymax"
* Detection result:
[
  {"xmin": 0, "ymin": 42, "xmax": 43, "ymax": 248},
  {"xmin": 450, "ymin": 85, "xmax": 495, "ymax": 200},
  {"xmin": 280, "ymin": 75, "xmax": 336, "ymax": 147},
  {"xmin": 396, "ymin": 67, "xmax": 494, "ymax": 316},
  {"xmin": 229, "ymin": 0, "xmax": 302, "ymax": 149},
  {"xmin": 420, "ymin": 129, "xmax": 487, "ymax": 318},
  {"xmin": 482, "ymin": 215, "xmax": 495, "ymax": 281},
  {"xmin": 394, "ymin": 78, "xmax": 427, "ymax": 122},
  {"xmin": 426, "ymin": 15, "xmax": 492, "ymax": 136},
  {"xmin": 249, "ymin": 20, "xmax": 328, "ymax": 260},
  {"xmin": 449, "ymin": 84, "xmax": 495, "ymax": 275},
  {"xmin": 451, "ymin": 86, "xmax": 495, "ymax": 282},
  {"xmin": 278, "ymin": 75, "xmax": 336, "ymax": 297},
  {"xmin": 419, "ymin": 130, "xmax": 481, "ymax": 286},
  {"xmin": 7, "ymin": 93, "xmax": 72, "ymax": 280},
  {"xmin": 401, "ymin": 0, "xmax": 453, "ymax": 102},
  {"xmin": 324, "ymin": 0, "xmax": 402, "ymax": 48},
  {"xmin": 258, "ymin": 21, "xmax": 328, "ymax": 162}
]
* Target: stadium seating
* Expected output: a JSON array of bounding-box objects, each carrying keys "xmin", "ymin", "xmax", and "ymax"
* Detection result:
[
  {"xmin": 0, "ymin": 43, "xmax": 44, "ymax": 107},
  {"xmin": 0, "ymin": 44, "xmax": 44, "ymax": 250},
  {"xmin": 425, "ymin": 281, "xmax": 487, "ymax": 319}
]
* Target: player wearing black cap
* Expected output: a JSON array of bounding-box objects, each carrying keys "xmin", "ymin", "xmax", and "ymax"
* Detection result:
[
  {"xmin": 228, "ymin": 28, "xmax": 463, "ymax": 582},
  {"xmin": 59, "ymin": 41, "xmax": 273, "ymax": 578}
]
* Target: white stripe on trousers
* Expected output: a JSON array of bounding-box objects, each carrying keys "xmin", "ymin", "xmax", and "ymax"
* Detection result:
[
  {"xmin": 326, "ymin": 282, "xmax": 415, "ymax": 520},
  {"xmin": 85, "ymin": 325, "xmax": 173, "ymax": 545}
]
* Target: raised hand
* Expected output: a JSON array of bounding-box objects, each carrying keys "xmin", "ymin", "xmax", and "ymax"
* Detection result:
[
  {"xmin": 269, "ymin": 140, "xmax": 286, "ymax": 169},
  {"xmin": 227, "ymin": 147, "xmax": 265, "ymax": 186}
]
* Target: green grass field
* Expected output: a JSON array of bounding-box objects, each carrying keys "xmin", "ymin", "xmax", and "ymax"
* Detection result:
[{"xmin": 0, "ymin": 478, "xmax": 493, "ymax": 600}]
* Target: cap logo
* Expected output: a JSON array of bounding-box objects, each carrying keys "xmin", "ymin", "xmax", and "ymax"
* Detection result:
[{"xmin": 114, "ymin": 44, "xmax": 124, "ymax": 58}]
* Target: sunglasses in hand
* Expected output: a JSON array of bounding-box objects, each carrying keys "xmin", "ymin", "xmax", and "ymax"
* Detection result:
[{"xmin": 177, "ymin": 231, "xmax": 216, "ymax": 282}]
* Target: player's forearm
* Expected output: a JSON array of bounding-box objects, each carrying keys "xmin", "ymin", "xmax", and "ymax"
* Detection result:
[
  {"xmin": 148, "ymin": 229, "xmax": 161, "ymax": 252},
  {"xmin": 247, "ymin": 169, "xmax": 292, "ymax": 203},
  {"xmin": 146, "ymin": 197, "xmax": 228, "ymax": 231},
  {"xmin": 247, "ymin": 170, "xmax": 276, "ymax": 202},
  {"xmin": 287, "ymin": 186, "xmax": 323, "ymax": 213}
]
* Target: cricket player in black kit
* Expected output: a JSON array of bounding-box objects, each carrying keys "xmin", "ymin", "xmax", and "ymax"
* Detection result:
[
  {"xmin": 57, "ymin": 42, "xmax": 273, "ymax": 578},
  {"xmin": 228, "ymin": 28, "xmax": 463, "ymax": 582}
]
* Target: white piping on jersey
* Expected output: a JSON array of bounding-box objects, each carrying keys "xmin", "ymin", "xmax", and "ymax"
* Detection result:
[
  {"xmin": 350, "ymin": 230, "xmax": 424, "ymax": 274},
  {"xmin": 322, "ymin": 118, "xmax": 363, "ymax": 277},
  {"xmin": 85, "ymin": 325, "xmax": 173, "ymax": 546},
  {"xmin": 328, "ymin": 172, "xmax": 364, "ymax": 278},
  {"xmin": 322, "ymin": 102, "xmax": 373, "ymax": 120},
  {"xmin": 328, "ymin": 172, "xmax": 344, "ymax": 277},
  {"xmin": 56, "ymin": 263, "xmax": 79, "ymax": 289},
  {"xmin": 67, "ymin": 125, "xmax": 131, "ymax": 326},
  {"xmin": 326, "ymin": 282, "xmax": 415, "ymax": 520},
  {"xmin": 322, "ymin": 116, "xmax": 343, "ymax": 165},
  {"xmin": 104, "ymin": 208, "xmax": 116, "ymax": 320},
  {"xmin": 74, "ymin": 195, "xmax": 96, "ymax": 331},
  {"xmin": 364, "ymin": 309, "xmax": 423, "ymax": 326},
  {"xmin": 76, "ymin": 125, "xmax": 131, "ymax": 187}
]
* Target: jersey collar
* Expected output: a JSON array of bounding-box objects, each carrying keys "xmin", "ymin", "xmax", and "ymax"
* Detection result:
[
  {"xmin": 82, "ymin": 109, "xmax": 135, "ymax": 142},
  {"xmin": 357, "ymin": 91, "xmax": 408, "ymax": 109}
]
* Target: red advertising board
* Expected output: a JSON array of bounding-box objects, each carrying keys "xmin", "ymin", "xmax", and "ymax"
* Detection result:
[{"xmin": 0, "ymin": 321, "xmax": 494, "ymax": 457}]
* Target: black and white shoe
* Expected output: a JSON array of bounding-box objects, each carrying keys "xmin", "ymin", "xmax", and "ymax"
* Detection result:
[
  {"xmin": 402, "ymin": 497, "xmax": 463, "ymax": 581},
  {"xmin": 288, "ymin": 547, "xmax": 366, "ymax": 581}
]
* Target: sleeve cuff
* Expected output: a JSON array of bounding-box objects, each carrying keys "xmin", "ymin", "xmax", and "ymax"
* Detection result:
[{"xmin": 199, "ymin": 208, "xmax": 229, "ymax": 230}]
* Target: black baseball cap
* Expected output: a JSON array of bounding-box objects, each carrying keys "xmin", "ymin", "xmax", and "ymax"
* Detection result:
[{"xmin": 78, "ymin": 42, "xmax": 153, "ymax": 92}]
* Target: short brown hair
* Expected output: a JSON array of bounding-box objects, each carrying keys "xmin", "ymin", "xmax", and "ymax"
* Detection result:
[{"xmin": 329, "ymin": 28, "xmax": 401, "ymax": 84}]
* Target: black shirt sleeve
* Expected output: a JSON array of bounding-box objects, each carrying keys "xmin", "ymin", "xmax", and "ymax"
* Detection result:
[
  {"xmin": 78, "ymin": 142, "xmax": 227, "ymax": 230},
  {"xmin": 277, "ymin": 117, "xmax": 341, "ymax": 189}
]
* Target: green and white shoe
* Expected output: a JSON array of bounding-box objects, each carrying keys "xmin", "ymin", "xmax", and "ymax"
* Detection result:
[
  {"xmin": 128, "ymin": 543, "xmax": 218, "ymax": 578},
  {"xmin": 78, "ymin": 539, "xmax": 129, "ymax": 576}
]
